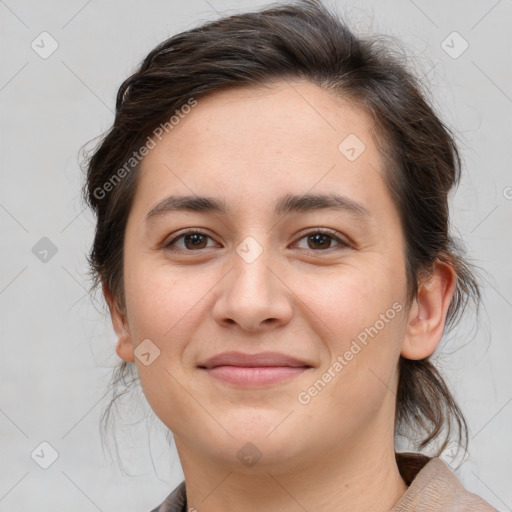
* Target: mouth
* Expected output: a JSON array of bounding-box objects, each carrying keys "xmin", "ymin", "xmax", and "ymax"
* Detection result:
[{"xmin": 198, "ymin": 351, "xmax": 313, "ymax": 387}]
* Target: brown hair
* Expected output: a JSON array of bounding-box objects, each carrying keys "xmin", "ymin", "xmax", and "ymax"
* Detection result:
[{"xmin": 83, "ymin": 0, "xmax": 480, "ymax": 456}]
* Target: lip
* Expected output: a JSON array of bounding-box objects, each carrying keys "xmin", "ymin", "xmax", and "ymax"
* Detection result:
[
  {"xmin": 198, "ymin": 351, "xmax": 313, "ymax": 387},
  {"xmin": 198, "ymin": 351, "xmax": 311, "ymax": 369}
]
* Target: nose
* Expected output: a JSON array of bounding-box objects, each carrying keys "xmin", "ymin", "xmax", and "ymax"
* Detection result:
[{"xmin": 211, "ymin": 244, "xmax": 294, "ymax": 332}]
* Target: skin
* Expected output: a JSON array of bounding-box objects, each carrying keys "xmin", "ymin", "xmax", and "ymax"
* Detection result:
[{"xmin": 106, "ymin": 80, "xmax": 456, "ymax": 512}]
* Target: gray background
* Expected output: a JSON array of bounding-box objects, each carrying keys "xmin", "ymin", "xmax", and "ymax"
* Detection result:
[{"xmin": 1, "ymin": 0, "xmax": 511, "ymax": 510}]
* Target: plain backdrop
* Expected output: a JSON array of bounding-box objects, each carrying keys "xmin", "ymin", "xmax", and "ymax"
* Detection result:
[{"xmin": 1, "ymin": 0, "xmax": 511, "ymax": 510}]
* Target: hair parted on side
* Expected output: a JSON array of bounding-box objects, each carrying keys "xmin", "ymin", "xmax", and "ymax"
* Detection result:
[{"xmin": 82, "ymin": 0, "xmax": 480, "ymax": 459}]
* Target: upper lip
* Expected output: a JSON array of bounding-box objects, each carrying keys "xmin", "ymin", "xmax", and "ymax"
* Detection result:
[{"xmin": 198, "ymin": 351, "xmax": 312, "ymax": 369}]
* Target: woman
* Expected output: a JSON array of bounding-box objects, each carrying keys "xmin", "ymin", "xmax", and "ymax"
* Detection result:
[{"xmin": 83, "ymin": 1, "xmax": 496, "ymax": 510}]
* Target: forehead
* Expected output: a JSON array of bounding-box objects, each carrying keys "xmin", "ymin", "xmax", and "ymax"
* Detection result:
[
  {"xmin": 134, "ymin": 80, "xmax": 391, "ymax": 220},
  {"xmin": 147, "ymin": 80, "xmax": 377, "ymax": 163}
]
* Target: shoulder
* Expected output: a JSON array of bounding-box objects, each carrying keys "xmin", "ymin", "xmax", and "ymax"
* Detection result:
[
  {"xmin": 149, "ymin": 480, "xmax": 187, "ymax": 512},
  {"xmin": 392, "ymin": 452, "xmax": 498, "ymax": 512}
]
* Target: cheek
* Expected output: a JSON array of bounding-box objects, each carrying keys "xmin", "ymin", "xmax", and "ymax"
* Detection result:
[
  {"xmin": 299, "ymin": 258, "xmax": 406, "ymax": 340},
  {"xmin": 122, "ymin": 260, "xmax": 207, "ymax": 433},
  {"xmin": 123, "ymin": 255, "xmax": 202, "ymax": 341},
  {"xmin": 297, "ymin": 260, "xmax": 407, "ymax": 402}
]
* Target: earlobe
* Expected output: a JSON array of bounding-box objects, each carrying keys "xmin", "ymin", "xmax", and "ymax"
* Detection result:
[
  {"xmin": 115, "ymin": 336, "xmax": 135, "ymax": 363},
  {"xmin": 401, "ymin": 261, "xmax": 456, "ymax": 360},
  {"xmin": 103, "ymin": 282, "xmax": 135, "ymax": 363}
]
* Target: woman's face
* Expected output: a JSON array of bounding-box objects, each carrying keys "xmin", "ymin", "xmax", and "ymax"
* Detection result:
[{"xmin": 115, "ymin": 80, "xmax": 412, "ymax": 472}]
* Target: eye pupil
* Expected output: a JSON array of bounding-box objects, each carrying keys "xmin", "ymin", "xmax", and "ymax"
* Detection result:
[
  {"xmin": 185, "ymin": 233, "xmax": 207, "ymax": 249},
  {"xmin": 308, "ymin": 233, "xmax": 331, "ymax": 250}
]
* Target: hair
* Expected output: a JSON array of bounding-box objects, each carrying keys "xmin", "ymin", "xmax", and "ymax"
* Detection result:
[{"xmin": 83, "ymin": 0, "xmax": 480, "ymax": 457}]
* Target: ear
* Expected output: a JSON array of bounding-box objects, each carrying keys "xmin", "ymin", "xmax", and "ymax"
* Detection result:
[
  {"xmin": 401, "ymin": 261, "xmax": 456, "ymax": 360},
  {"xmin": 103, "ymin": 282, "xmax": 135, "ymax": 363}
]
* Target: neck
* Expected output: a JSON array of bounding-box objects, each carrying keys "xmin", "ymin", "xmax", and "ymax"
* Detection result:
[{"xmin": 174, "ymin": 432, "xmax": 408, "ymax": 512}]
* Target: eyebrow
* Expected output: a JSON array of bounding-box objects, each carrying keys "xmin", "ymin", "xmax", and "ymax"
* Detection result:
[{"xmin": 145, "ymin": 192, "xmax": 371, "ymax": 222}]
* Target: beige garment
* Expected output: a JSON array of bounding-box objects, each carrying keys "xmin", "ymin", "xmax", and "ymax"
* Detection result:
[
  {"xmin": 391, "ymin": 453, "xmax": 497, "ymax": 511},
  {"xmin": 149, "ymin": 452, "xmax": 498, "ymax": 512}
]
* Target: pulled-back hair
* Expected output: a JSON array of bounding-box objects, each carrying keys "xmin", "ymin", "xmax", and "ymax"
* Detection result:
[{"xmin": 83, "ymin": 0, "xmax": 480, "ymax": 455}]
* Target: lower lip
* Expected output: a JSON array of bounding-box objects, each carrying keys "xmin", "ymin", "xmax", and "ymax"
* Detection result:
[{"xmin": 203, "ymin": 366, "xmax": 309, "ymax": 386}]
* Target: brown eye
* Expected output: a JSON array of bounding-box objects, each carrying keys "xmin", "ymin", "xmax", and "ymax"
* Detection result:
[
  {"xmin": 294, "ymin": 230, "xmax": 349, "ymax": 252},
  {"xmin": 306, "ymin": 233, "xmax": 333, "ymax": 250},
  {"xmin": 165, "ymin": 231, "xmax": 215, "ymax": 252}
]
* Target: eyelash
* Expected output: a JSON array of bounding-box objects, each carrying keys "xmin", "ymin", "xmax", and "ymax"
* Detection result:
[{"xmin": 163, "ymin": 228, "xmax": 351, "ymax": 254}]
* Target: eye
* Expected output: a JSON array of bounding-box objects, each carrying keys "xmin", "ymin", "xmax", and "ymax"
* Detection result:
[
  {"xmin": 164, "ymin": 230, "xmax": 217, "ymax": 252},
  {"xmin": 163, "ymin": 228, "xmax": 350, "ymax": 253},
  {"xmin": 293, "ymin": 229, "xmax": 350, "ymax": 252}
]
